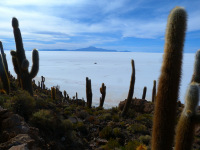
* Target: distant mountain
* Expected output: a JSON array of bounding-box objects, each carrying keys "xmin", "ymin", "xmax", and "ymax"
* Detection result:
[
  {"xmin": 74, "ymin": 46, "xmax": 117, "ymax": 52},
  {"xmin": 39, "ymin": 46, "xmax": 130, "ymax": 52}
]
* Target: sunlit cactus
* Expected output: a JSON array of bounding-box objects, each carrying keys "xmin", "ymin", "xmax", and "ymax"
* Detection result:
[
  {"xmin": 151, "ymin": 7, "xmax": 187, "ymax": 150},
  {"xmin": 191, "ymin": 50, "xmax": 200, "ymax": 83},
  {"xmin": 175, "ymin": 83, "xmax": 199, "ymax": 150}
]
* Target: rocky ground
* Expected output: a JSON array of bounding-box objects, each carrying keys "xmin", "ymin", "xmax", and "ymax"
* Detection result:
[{"xmin": 1, "ymin": 76, "xmax": 200, "ymax": 150}]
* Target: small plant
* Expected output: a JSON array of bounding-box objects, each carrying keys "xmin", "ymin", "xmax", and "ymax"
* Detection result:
[
  {"xmin": 127, "ymin": 123, "xmax": 147, "ymax": 134},
  {"xmin": 31, "ymin": 109, "xmax": 56, "ymax": 133},
  {"xmin": 5, "ymin": 90, "xmax": 35, "ymax": 120},
  {"xmin": 102, "ymin": 139, "xmax": 120, "ymax": 150},
  {"xmin": 136, "ymin": 144, "xmax": 148, "ymax": 150},
  {"xmin": 99, "ymin": 126, "xmax": 113, "ymax": 139},
  {"xmin": 113, "ymin": 128, "xmax": 121, "ymax": 137},
  {"xmin": 139, "ymin": 135, "xmax": 151, "ymax": 145},
  {"xmin": 125, "ymin": 140, "xmax": 141, "ymax": 150}
]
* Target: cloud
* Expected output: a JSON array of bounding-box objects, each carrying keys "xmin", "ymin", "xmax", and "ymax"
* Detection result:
[{"xmin": 0, "ymin": 0, "xmax": 199, "ymax": 51}]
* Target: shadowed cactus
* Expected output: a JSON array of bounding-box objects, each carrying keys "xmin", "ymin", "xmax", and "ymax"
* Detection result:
[
  {"xmin": 51, "ymin": 87, "xmax": 56, "ymax": 100},
  {"xmin": 142, "ymin": 86, "xmax": 147, "ymax": 99},
  {"xmin": 151, "ymin": 7, "xmax": 187, "ymax": 150},
  {"xmin": 41, "ymin": 76, "xmax": 45, "ymax": 89},
  {"xmin": 152, "ymin": 80, "xmax": 156, "ymax": 103},
  {"xmin": 86, "ymin": 77, "xmax": 92, "ymax": 108},
  {"xmin": 121, "ymin": 59, "xmax": 135, "ymax": 117},
  {"xmin": 0, "ymin": 41, "xmax": 8, "ymax": 73},
  {"xmin": 99, "ymin": 83, "xmax": 106, "ymax": 108},
  {"xmin": 175, "ymin": 83, "xmax": 199, "ymax": 150},
  {"xmin": 191, "ymin": 50, "xmax": 200, "ymax": 83},
  {"xmin": 10, "ymin": 17, "xmax": 39, "ymax": 96},
  {"xmin": 0, "ymin": 42, "xmax": 10, "ymax": 94}
]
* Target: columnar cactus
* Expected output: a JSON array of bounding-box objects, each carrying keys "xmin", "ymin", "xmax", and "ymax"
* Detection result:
[
  {"xmin": 51, "ymin": 87, "xmax": 56, "ymax": 100},
  {"xmin": 191, "ymin": 50, "xmax": 200, "ymax": 83},
  {"xmin": 41, "ymin": 76, "xmax": 45, "ymax": 89},
  {"xmin": 86, "ymin": 77, "xmax": 92, "ymax": 108},
  {"xmin": 142, "ymin": 86, "xmax": 147, "ymax": 99},
  {"xmin": 151, "ymin": 7, "xmax": 187, "ymax": 150},
  {"xmin": 0, "ymin": 41, "xmax": 8, "ymax": 73},
  {"xmin": 174, "ymin": 83, "xmax": 199, "ymax": 150},
  {"xmin": 99, "ymin": 83, "xmax": 106, "ymax": 108},
  {"xmin": 10, "ymin": 17, "xmax": 39, "ymax": 96},
  {"xmin": 121, "ymin": 59, "xmax": 135, "ymax": 117},
  {"xmin": 64, "ymin": 90, "xmax": 67, "ymax": 99},
  {"xmin": 152, "ymin": 80, "xmax": 156, "ymax": 103},
  {"xmin": 0, "ymin": 49, "xmax": 10, "ymax": 94}
]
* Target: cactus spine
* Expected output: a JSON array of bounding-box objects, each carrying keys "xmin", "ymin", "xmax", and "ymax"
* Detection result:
[
  {"xmin": 151, "ymin": 7, "xmax": 187, "ymax": 150},
  {"xmin": 0, "ymin": 42, "xmax": 10, "ymax": 94},
  {"xmin": 142, "ymin": 86, "xmax": 147, "ymax": 99},
  {"xmin": 86, "ymin": 77, "xmax": 92, "ymax": 108},
  {"xmin": 121, "ymin": 59, "xmax": 135, "ymax": 117},
  {"xmin": 152, "ymin": 80, "xmax": 156, "ymax": 103},
  {"xmin": 191, "ymin": 50, "xmax": 200, "ymax": 83},
  {"xmin": 10, "ymin": 17, "xmax": 39, "ymax": 96},
  {"xmin": 174, "ymin": 83, "xmax": 199, "ymax": 150},
  {"xmin": 99, "ymin": 83, "xmax": 106, "ymax": 108}
]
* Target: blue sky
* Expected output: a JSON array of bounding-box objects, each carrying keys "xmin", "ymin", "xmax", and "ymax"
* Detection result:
[{"xmin": 0, "ymin": 0, "xmax": 200, "ymax": 52}]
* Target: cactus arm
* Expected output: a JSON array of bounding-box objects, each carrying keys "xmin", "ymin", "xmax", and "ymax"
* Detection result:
[
  {"xmin": 30, "ymin": 49, "xmax": 39, "ymax": 79},
  {"xmin": 175, "ymin": 83, "xmax": 199, "ymax": 150},
  {"xmin": 121, "ymin": 59, "xmax": 135, "ymax": 117},
  {"xmin": 0, "ymin": 55, "xmax": 10, "ymax": 94},
  {"xmin": 191, "ymin": 50, "xmax": 200, "ymax": 83},
  {"xmin": 0, "ymin": 41, "xmax": 8, "ymax": 73},
  {"xmin": 12, "ymin": 17, "xmax": 26, "ymax": 64}
]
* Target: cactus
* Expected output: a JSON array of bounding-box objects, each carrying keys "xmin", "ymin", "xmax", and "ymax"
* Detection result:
[
  {"xmin": 51, "ymin": 87, "xmax": 56, "ymax": 100},
  {"xmin": 99, "ymin": 83, "xmax": 106, "ymax": 108},
  {"xmin": 136, "ymin": 145, "xmax": 147, "ymax": 150},
  {"xmin": 38, "ymin": 81, "xmax": 40, "ymax": 88},
  {"xmin": 174, "ymin": 83, "xmax": 199, "ymax": 150},
  {"xmin": 41, "ymin": 76, "xmax": 45, "ymax": 89},
  {"xmin": 64, "ymin": 90, "xmax": 67, "ymax": 99},
  {"xmin": 142, "ymin": 86, "xmax": 147, "ymax": 99},
  {"xmin": 152, "ymin": 80, "xmax": 156, "ymax": 103},
  {"xmin": 86, "ymin": 77, "xmax": 92, "ymax": 108},
  {"xmin": 151, "ymin": 7, "xmax": 187, "ymax": 150},
  {"xmin": 191, "ymin": 50, "xmax": 200, "ymax": 83},
  {"xmin": 0, "ymin": 52, "xmax": 10, "ymax": 94},
  {"xmin": 121, "ymin": 59, "xmax": 135, "ymax": 117},
  {"xmin": 10, "ymin": 17, "xmax": 39, "ymax": 96},
  {"xmin": 0, "ymin": 41, "xmax": 8, "ymax": 73}
]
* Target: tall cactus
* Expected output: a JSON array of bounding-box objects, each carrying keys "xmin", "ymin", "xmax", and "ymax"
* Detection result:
[
  {"xmin": 142, "ymin": 86, "xmax": 147, "ymax": 99},
  {"xmin": 99, "ymin": 83, "xmax": 106, "ymax": 108},
  {"xmin": 174, "ymin": 83, "xmax": 199, "ymax": 150},
  {"xmin": 121, "ymin": 59, "xmax": 135, "ymax": 117},
  {"xmin": 152, "ymin": 80, "xmax": 156, "ymax": 103},
  {"xmin": 41, "ymin": 76, "xmax": 45, "ymax": 89},
  {"xmin": 0, "ymin": 45, "xmax": 10, "ymax": 94},
  {"xmin": 10, "ymin": 17, "xmax": 39, "ymax": 95},
  {"xmin": 0, "ymin": 41, "xmax": 8, "ymax": 73},
  {"xmin": 191, "ymin": 50, "xmax": 200, "ymax": 83},
  {"xmin": 151, "ymin": 7, "xmax": 187, "ymax": 150},
  {"xmin": 86, "ymin": 77, "xmax": 92, "ymax": 108},
  {"xmin": 51, "ymin": 87, "xmax": 56, "ymax": 100}
]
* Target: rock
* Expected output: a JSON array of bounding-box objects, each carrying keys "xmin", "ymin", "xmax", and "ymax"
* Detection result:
[
  {"xmin": 96, "ymin": 138, "xmax": 108, "ymax": 145},
  {"xmin": 9, "ymin": 143, "xmax": 29, "ymax": 150},
  {"xmin": 118, "ymin": 98, "xmax": 154, "ymax": 113},
  {"xmin": 0, "ymin": 134, "xmax": 34, "ymax": 150},
  {"xmin": 2, "ymin": 114, "xmax": 29, "ymax": 134}
]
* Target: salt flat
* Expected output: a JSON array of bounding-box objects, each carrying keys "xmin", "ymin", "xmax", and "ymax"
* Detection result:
[{"xmin": 5, "ymin": 51, "xmax": 195, "ymax": 108}]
